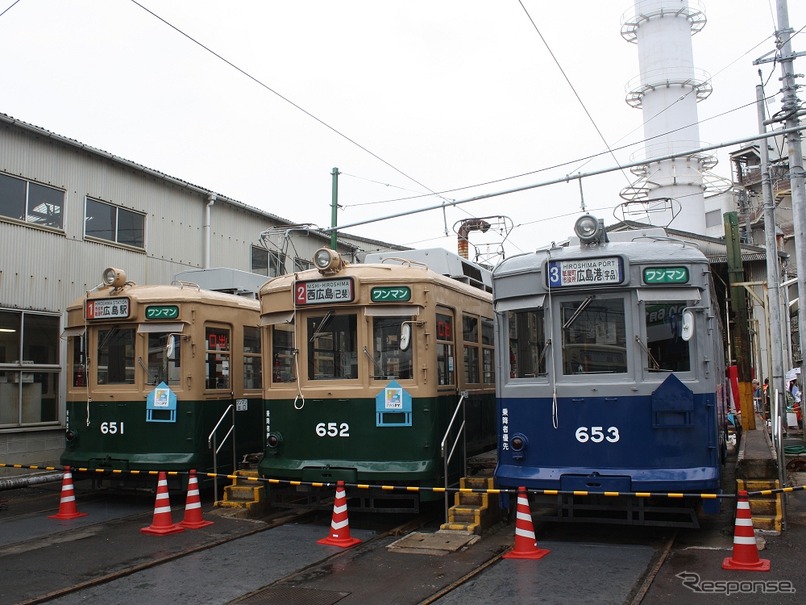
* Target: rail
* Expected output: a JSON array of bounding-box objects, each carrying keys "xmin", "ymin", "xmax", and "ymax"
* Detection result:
[
  {"xmin": 440, "ymin": 391, "xmax": 467, "ymax": 522},
  {"xmin": 208, "ymin": 404, "xmax": 236, "ymax": 499}
]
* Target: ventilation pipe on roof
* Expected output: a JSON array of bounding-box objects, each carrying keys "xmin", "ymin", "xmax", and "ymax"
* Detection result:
[
  {"xmin": 203, "ymin": 193, "xmax": 216, "ymax": 269},
  {"xmin": 457, "ymin": 218, "xmax": 491, "ymax": 259}
]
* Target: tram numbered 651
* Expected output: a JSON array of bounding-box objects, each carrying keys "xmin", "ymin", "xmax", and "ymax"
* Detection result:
[{"xmin": 61, "ymin": 267, "xmax": 264, "ymax": 488}]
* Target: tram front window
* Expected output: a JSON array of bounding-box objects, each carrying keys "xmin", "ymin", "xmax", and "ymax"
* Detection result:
[
  {"xmin": 371, "ymin": 316, "xmax": 412, "ymax": 379},
  {"xmin": 561, "ymin": 297, "xmax": 627, "ymax": 374},
  {"xmin": 307, "ymin": 313, "xmax": 358, "ymax": 380},
  {"xmin": 644, "ymin": 302, "xmax": 691, "ymax": 372},
  {"xmin": 97, "ymin": 326, "xmax": 135, "ymax": 384},
  {"xmin": 507, "ymin": 309, "xmax": 546, "ymax": 378},
  {"xmin": 147, "ymin": 332, "xmax": 181, "ymax": 385}
]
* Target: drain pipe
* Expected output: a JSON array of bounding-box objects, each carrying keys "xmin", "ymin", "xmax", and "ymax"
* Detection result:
[
  {"xmin": 0, "ymin": 472, "xmax": 63, "ymax": 491},
  {"xmin": 203, "ymin": 193, "xmax": 217, "ymax": 269}
]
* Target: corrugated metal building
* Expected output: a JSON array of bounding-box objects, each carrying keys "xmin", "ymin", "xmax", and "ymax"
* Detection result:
[{"xmin": 0, "ymin": 113, "xmax": 404, "ymax": 469}]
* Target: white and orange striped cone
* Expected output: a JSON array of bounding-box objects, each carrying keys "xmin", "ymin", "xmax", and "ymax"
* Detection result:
[
  {"xmin": 179, "ymin": 469, "xmax": 213, "ymax": 529},
  {"xmin": 503, "ymin": 486, "xmax": 550, "ymax": 560},
  {"xmin": 722, "ymin": 490, "xmax": 770, "ymax": 571},
  {"xmin": 141, "ymin": 471, "xmax": 184, "ymax": 536},
  {"xmin": 317, "ymin": 480, "xmax": 361, "ymax": 548},
  {"xmin": 49, "ymin": 466, "xmax": 88, "ymax": 520}
]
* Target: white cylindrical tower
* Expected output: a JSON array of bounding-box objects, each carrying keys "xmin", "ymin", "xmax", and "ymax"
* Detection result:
[{"xmin": 620, "ymin": 0, "xmax": 713, "ymax": 234}]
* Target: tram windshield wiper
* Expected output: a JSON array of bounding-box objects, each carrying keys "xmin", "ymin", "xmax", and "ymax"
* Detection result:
[
  {"xmin": 362, "ymin": 346, "xmax": 387, "ymax": 378},
  {"xmin": 309, "ymin": 311, "xmax": 333, "ymax": 342},
  {"xmin": 562, "ymin": 296, "xmax": 593, "ymax": 329}
]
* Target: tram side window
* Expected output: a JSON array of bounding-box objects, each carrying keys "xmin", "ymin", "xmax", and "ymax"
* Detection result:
[
  {"xmin": 71, "ymin": 335, "xmax": 87, "ymax": 387},
  {"xmin": 463, "ymin": 315, "xmax": 480, "ymax": 384},
  {"xmin": 271, "ymin": 323, "xmax": 296, "ymax": 383},
  {"xmin": 436, "ymin": 311, "xmax": 455, "ymax": 386},
  {"xmin": 243, "ymin": 326, "xmax": 262, "ymax": 389},
  {"xmin": 561, "ymin": 297, "xmax": 627, "ymax": 374},
  {"xmin": 482, "ymin": 317, "xmax": 495, "ymax": 384},
  {"xmin": 644, "ymin": 302, "xmax": 691, "ymax": 372},
  {"xmin": 97, "ymin": 327, "xmax": 135, "ymax": 384},
  {"xmin": 205, "ymin": 326, "xmax": 231, "ymax": 389},
  {"xmin": 508, "ymin": 309, "xmax": 546, "ymax": 378},
  {"xmin": 372, "ymin": 316, "xmax": 413, "ymax": 380},
  {"xmin": 307, "ymin": 313, "xmax": 357, "ymax": 380},
  {"xmin": 147, "ymin": 332, "xmax": 181, "ymax": 386}
]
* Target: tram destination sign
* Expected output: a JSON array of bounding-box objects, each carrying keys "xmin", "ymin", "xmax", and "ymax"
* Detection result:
[
  {"xmin": 85, "ymin": 297, "xmax": 130, "ymax": 319},
  {"xmin": 547, "ymin": 257, "xmax": 623, "ymax": 288},
  {"xmin": 643, "ymin": 266, "xmax": 689, "ymax": 284},
  {"xmin": 295, "ymin": 278, "xmax": 354, "ymax": 305}
]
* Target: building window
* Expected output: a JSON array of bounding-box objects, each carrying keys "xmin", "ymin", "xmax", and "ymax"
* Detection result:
[
  {"xmin": 85, "ymin": 197, "xmax": 145, "ymax": 248},
  {"xmin": 705, "ymin": 209, "xmax": 722, "ymax": 229},
  {"xmin": 251, "ymin": 246, "xmax": 287, "ymax": 277},
  {"xmin": 0, "ymin": 310, "xmax": 61, "ymax": 426},
  {"xmin": 0, "ymin": 172, "xmax": 64, "ymax": 230},
  {"xmin": 294, "ymin": 257, "xmax": 313, "ymax": 271},
  {"xmin": 252, "ymin": 246, "xmax": 269, "ymax": 276}
]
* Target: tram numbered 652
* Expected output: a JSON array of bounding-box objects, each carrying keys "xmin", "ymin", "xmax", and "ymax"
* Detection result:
[{"xmin": 258, "ymin": 248, "xmax": 497, "ymax": 512}]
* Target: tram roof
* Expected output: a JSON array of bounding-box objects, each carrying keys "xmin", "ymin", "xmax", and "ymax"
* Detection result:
[
  {"xmin": 259, "ymin": 260, "xmax": 492, "ymax": 299},
  {"xmin": 493, "ymin": 234, "xmax": 709, "ymax": 278},
  {"xmin": 67, "ymin": 283, "xmax": 261, "ymax": 313}
]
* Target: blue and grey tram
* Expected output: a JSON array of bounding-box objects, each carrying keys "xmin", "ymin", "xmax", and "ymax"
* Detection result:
[{"xmin": 492, "ymin": 215, "xmax": 728, "ymax": 524}]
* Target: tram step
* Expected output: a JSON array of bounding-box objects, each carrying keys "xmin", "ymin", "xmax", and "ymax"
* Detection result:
[
  {"xmin": 223, "ymin": 485, "xmax": 264, "ymax": 501},
  {"xmin": 440, "ymin": 476, "xmax": 500, "ymax": 535},
  {"xmin": 736, "ymin": 478, "xmax": 782, "ymax": 533},
  {"xmin": 215, "ymin": 470, "xmax": 266, "ymax": 517}
]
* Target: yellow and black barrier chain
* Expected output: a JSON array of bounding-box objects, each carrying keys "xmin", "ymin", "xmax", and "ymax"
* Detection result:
[{"xmin": 3, "ymin": 462, "xmax": 805, "ymax": 500}]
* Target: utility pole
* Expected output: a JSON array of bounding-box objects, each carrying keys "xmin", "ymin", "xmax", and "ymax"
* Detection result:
[
  {"xmin": 330, "ymin": 167, "xmax": 340, "ymax": 250},
  {"xmin": 774, "ymin": 0, "xmax": 806, "ymax": 383},
  {"xmin": 756, "ymin": 82, "xmax": 787, "ymax": 431}
]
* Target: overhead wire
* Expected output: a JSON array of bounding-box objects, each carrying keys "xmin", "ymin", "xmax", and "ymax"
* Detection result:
[
  {"xmin": 517, "ymin": 0, "xmax": 632, "ymax": 189},
  {"xmin": 128, "ymin": 0, "xmax": 452, "ymax": 209},
  {"xmin": 0, "ymin": 0, "xmax": 21, "ymax": 18},
  {"xmin": 88, "ymin": 3, "xmax": 806, "ymax": 254}
]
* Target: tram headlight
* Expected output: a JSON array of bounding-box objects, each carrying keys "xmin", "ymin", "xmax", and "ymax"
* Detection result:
[
  {"xmin": 510, "ymin": 433, "xmax": 528, "ymax": 461},
  {"xmin": 313, "ymin": 248, "xmax": 344, "ymax": 274},
  {"xmin": 266, "ymin": 432, "xmax": 283, "ymax": 452},
  {"xmin": 102, "ymin": 267, "xmax": 127, "ymax": 288},
  {"xmin": 65, "ymin": 429, "xmax": 78, "ymax": 446},
  {"xmin": 574, "ymin": 214, "xmax": 606, "ymax": 245}
]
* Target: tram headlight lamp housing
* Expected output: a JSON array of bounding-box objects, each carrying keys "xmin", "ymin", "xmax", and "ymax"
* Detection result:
[
  {"xmin": 266, "ymin": 432, "xmax": 283, "ymax": 452},
  {"xmin": 510, "ymin": 433, "xmax": 528, "ymax": 461},
  {"xmin": 574, "ymin": 214, "xmax": 607, "ymax": 245},
  {"xmin": 313, "ymin": 248, "xmax": 344, "ymax": 274},
  {"xmin": 102, "ymin": 267, "xmax": 127, "ymax": 288},
  {"xmin": 65, "ymin": 429, "xmax": 78, "ymax": 446}
]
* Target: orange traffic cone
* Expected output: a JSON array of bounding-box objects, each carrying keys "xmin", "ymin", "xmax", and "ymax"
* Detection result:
[
  {"xmin": 179, "ymin": 469, "xmax": 213, "ymax": 529},
  {"xmin": 317, "ymin": 480, "xmax": 361, "ymax": 548},
  {"xmin": 503, "ymin": 486, "xmax": 549, "ymax": 560},
  {"xmin": 722, "ymin": 490, "xmax": 770, "ymax": 571},
  {"xmin": 141, "ymin": 472, "xmax": 184, "ymax": 536},
  {"xmin": 49, "ymin": 466, "xmax": 88, "ymax": 520}
]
